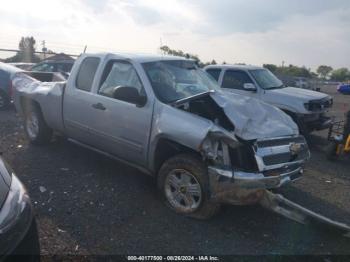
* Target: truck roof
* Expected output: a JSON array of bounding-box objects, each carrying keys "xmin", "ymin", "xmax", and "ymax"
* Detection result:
[
  {"xmin": 81, "ymin": 52, "xmax": 192, "ymax": 63},
  {"xmin": 204, "ymin": 64, "xmax": 263, "ymax": 71}
]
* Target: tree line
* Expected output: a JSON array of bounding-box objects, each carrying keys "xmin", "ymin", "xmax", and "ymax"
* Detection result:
[
  {"xmin": 160, "ymin": 45, "xmax": 350, "ymax": 82},
  {"xmin": 4, "ymin": 36, "xmax": 41, "ymax": 63},
  {"xmin": 2, "ymin": 38, "xmax": 349, "ymax": 82}
]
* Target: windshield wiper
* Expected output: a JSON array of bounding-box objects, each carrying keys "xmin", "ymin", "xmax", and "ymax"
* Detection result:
[{"xmin": 170, "ymin": 90, "xmax": 215, "ymax": 105}]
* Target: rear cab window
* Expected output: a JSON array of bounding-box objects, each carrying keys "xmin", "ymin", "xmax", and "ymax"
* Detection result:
[{"xmin": 76, "ymin": 57, "xmax": 100, "ymax": 92}]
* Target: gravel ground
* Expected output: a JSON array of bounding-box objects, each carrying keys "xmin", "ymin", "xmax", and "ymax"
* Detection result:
[{"xmin": 0, "ymin": 88, "xmax": 349, "ymax": 255}]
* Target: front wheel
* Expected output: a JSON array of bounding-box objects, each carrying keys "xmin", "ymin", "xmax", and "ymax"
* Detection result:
[
  {"xmin": 24, "ymin": 105, "xmax": 52, "ymax": 145},
  {"xmin": 157, "ymin": 154, "xmax": 220, "ymax": 219}
]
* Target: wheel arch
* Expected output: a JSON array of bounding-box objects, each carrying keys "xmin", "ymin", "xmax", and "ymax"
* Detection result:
[{"xmin": 151, "ymin": 137, "xmax": 201, "ymax": 175}]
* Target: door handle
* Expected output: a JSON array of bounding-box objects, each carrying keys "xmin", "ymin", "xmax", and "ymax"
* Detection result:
[{"xmin": 92, "ymin": 103, "xmax": 106, "ymax": 111}]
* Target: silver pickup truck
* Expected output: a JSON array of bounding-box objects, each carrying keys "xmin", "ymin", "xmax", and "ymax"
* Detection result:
[{"xmin": 12, "ymin": 53, "xmax": 350, "ymax": 235}]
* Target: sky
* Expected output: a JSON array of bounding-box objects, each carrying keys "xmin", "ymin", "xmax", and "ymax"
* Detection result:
[{"xmin": 0, "ymin": 0, "xmax": 350, "ymax": 70}]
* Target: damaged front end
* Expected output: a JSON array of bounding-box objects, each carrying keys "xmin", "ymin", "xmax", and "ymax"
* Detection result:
[
  {"xmin": 166, "ymin": 90, "xmax": 349, "ymax": 236},
  {"xmin": 200, "ymin": 128, "xmax": 350, "ymax": 237},
  {"xmin": 200, "ymin": 130, "xmax": 309, "ymax": 205}
]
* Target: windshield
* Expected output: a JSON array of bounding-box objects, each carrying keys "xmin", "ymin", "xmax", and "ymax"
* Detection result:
[
  {"xmin": 142, "ymin": 60, "xmax": 220, "ymax": 103},
  {"xmin": 250, "ymin": 69, "xmax": 284, "ymax": 90}
]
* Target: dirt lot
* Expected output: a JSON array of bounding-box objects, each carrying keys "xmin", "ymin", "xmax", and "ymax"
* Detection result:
[{"xmin": 0, "ymin": 87, "xmax": 350, "ymax": 255}]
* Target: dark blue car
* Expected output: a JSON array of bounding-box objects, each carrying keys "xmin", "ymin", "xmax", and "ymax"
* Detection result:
[
  {"xmin": 0, "ymin": 62, "xmax": 22, "ymax": 110},
  {"xmin": 337, "ymin": 84, "xmax": 350, "ymax": 95}
]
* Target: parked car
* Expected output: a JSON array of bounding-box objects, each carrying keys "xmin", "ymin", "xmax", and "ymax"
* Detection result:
[
  {"xmin": 30, "ymin": 60, "xmax": 74, "ymax": 74},
  {"xmin": 12, "ymin": 53, "xmax": 350, "ymax": 235},
  {"xmin": 205, "ymin": 65, "xmax": 333, "ymax": 135},
  {"xmin": 294, "ymin": 77, "xmax": 310, "ymax": 89},
  {"xmin": 9, "ymin": 63, "xmax": 35, "ymax": 70},
  {"xmin": 0, "ymin": 62, "xmax": 22, "ymax": 110},
  {"xmin": 337, "ymin": 84, "xmax": 350, "ymax": 95},
  {"xmin": 0, "ymin": 156, "xmax": 40, "ymax": 259}
]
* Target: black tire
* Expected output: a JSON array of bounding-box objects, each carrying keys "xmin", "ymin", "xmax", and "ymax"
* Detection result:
[
  {"xmin": 0, "ymin": 91, "xmax": 10, "ymax": 110},
  {"xmin": 24, "ymin": 104, "xmax": 52, "ymax": 145},
  {"xmin": 325, "ymin": 141, "xmax": 340, "ymax": 161},
  {"xmin": 157, "ymin": 153, "xmax": 220, "ymax": 220},
  {"xmin": 9, "ymin": 220, "xmax": 40, "ymax": 261}
]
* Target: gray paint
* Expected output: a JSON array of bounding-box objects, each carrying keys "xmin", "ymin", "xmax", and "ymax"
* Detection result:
[{"xmin": 13, "ymin": 53, "xmax": 301, "ymax": 173}]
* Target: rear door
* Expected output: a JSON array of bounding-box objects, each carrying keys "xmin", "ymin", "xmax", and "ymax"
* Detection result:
[
  {"xmin": 63, "ymin": 56, "xmax": 101, "ymax": 144},
  {"xmin": 221, "ymin": 70, "xmax": 258, "ymax": 98}
]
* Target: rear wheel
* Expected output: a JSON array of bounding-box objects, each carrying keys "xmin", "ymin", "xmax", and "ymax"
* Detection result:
[
  {"xmin": 157, "ymin": 154, "xmax": 220, "ymax": 219},
  {"xmin": 0, "ymin": 91, "xmax": 9, "ymax": 110},
  {"xmin": 24, "ymin": 104, "xmax": 52, "ymax": 145}
]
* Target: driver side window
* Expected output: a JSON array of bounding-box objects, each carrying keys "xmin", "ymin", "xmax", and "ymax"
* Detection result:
[
  {"xmin": 222, "ymin": 70, "xmax": 253, "ymax": 90},
  {"xmin": 99, "ymin": 61, "xmax": 144, "ymax": 98}
]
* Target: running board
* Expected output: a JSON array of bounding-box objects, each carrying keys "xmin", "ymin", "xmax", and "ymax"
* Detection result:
[{"xmin": 260, "ymin": 190, "xmax": 350, "ymax": 237}]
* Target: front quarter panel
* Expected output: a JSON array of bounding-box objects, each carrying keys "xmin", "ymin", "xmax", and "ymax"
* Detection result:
[{"xmin": 148, "ymin": 101, "xmax": 216, "ymax": 171}]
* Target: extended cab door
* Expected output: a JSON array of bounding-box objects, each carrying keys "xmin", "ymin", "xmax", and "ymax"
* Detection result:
[
  {"xmin": 63, "ymin": 56, "xmax": 101, "ymax": 145},
  {"xmin": 221, "ymin": 69, "xmax": 259, "ymax": 98}
]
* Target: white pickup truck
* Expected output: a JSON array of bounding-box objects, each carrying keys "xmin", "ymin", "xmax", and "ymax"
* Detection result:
[{"xmin": 205, "ymin": 65, "xmax": 333, "ymax": 134}]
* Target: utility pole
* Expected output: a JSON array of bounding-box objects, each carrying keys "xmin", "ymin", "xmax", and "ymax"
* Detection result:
[
  {"xmin": 83, "ymin": 45, "xmax": 87, "ymax": 53},
  {"xmin": 282, "ymin": 60, "xmax": 285, "ymax": 68},
  {"xmin": 41, "ymin": 40, "xmax": 47, "ymax": 60}
]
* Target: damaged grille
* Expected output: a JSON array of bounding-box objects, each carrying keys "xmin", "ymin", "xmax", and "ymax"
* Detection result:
[
  {"xmin": 254, "ymin": 136, "xmax": 310, "ymax": 171},
  {"xmin": 307, "ymin": 97, "xmax": 333, "ymax": 111}
]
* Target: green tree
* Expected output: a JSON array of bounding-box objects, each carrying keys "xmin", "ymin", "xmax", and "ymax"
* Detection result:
[
  {"xmin": 263, "ymin": 64, "xmax": 278, "ymax": 72},
  {"xmin": 5, "ymin": 36, "xmax": 41, "ymax": 63},
  {"xmin": 160, "ymin": 45, "xmax": 211, "ymax": 67},
  {"xmin": 317, "ymin": 65, "xmax": 333, "ymax": 79},
  {"xmin": 330, "ymin": 68, "xmax": 350, "ymax": 82}
]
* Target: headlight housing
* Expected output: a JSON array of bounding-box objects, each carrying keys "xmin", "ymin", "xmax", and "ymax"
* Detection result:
[{"xmin": 0, "ymin": 175, "xmax": 31, "ymax": 234}]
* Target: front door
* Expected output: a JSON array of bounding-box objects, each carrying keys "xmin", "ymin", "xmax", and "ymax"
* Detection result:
[
  {"xmin": 221, "ymin": 70, "xmax": 259, "ymax": 98},
  {"xmin": 85, "ymin": 60, "xmax": 153, "ymax": 166}
]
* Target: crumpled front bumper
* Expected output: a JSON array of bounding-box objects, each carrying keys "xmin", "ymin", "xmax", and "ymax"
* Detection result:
[{"xmin": 208, "ymin": 166, "xmax": 304, "ymax": 205}]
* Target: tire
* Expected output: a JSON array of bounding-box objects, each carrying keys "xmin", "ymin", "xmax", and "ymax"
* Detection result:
[
  {"xmin": 157, "ymin": 153, "xmax": 220, "ymax": 220},
  {"xmin": 11, "ymin": 220, "xmax": 40, "ymax": 261},
  {"xmin": 24, "ymin": 104, "xmax": 52, "ymax": 145},
  {"xmin": 0, "ymin": 91, "xmax": 9, "ymax": 110},
  {"xmin": 325, "ymin": 141, "xmax": 340, "ymax": 161}
]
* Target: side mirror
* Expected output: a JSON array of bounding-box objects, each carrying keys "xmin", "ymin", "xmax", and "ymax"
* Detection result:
[
  {"xmin": 243, "ymin": 83, "xmax": 257, "ymax": 91},
  {"xmin": 113, "ymin": 86, "xmax": 147, "ymax": 107}
]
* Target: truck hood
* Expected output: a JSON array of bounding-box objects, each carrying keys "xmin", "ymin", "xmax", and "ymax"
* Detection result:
[
  {"xmin": 210, "ymin": 91, "xmax": 299, "ymax": 140},
  {"xmin": 266, "ymin": 87, "xmax": 329, "ymax": 103}
]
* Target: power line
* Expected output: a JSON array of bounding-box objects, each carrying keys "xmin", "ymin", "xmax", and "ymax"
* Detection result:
[{"xmin": 0, "ymin": 48, "xmax": 79, "ymax": 57}]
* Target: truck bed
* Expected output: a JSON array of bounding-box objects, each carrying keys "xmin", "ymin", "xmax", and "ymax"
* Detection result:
[{"xmin": 12, "ymin": 72, "xmax": 66, "ymax": 133}]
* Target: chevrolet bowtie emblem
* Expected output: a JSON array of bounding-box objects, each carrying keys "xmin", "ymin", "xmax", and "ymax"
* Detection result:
[{"xmin": 290, "ymin": 143, "xmax": 303, "ymax": 155}]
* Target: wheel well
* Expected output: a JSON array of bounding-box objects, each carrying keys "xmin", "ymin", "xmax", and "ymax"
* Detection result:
[
  {"xmin": 0, "ymin": 89, "xmax": 9, "ymax": 101},
  {"xmin": 20, "ymin": 97, "xmax": 41, "ymax": 114},
  {"xmin": 153, "ymin": 138, "xmax": 200, "ymax": 173}
]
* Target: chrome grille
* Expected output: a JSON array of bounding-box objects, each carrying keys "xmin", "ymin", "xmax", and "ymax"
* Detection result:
[{"xmin": 254, "ymin": 136, "xmax": 310, "ymax": 171}]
